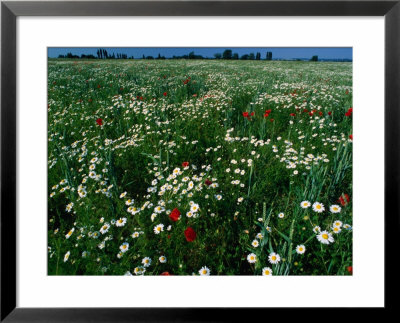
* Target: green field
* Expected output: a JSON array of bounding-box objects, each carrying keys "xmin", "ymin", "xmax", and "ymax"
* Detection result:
[{"xmin": 48, "ymin": 59, "xmax": 352, "ymax": 276}]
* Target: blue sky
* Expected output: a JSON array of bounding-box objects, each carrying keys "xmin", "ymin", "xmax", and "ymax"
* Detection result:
[{"xmin": 48, "ymin": 47, "xmax": 352, "ymax": 60}]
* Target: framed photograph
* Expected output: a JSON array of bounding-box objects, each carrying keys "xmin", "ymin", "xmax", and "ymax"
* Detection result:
[{"xmin": 1, "ymin": 0, "xmax": 398, "ymax": 321}]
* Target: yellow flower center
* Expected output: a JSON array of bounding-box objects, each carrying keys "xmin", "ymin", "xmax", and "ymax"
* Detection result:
[
  {"xmin": 272, "ymin": 256, "xmax": 276, "ymax": 261},
  {"xmin": 322, "ymin": 233, "xmax": 329, "ymax": 239},
  {"xmin": 316, "ymin": 205, "xmax": 321, "ymax": 209},
  {"xmin": 202, "ymin": 270, "xmax": 207, "ymax": 274}
]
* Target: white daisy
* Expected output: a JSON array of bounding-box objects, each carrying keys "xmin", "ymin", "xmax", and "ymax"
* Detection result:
[
  {"xmin": 333, "ymin": 220, "xmax": 343, "ymax": 228},
  {"xmin": 251, "ymin": 240, "xmax": 259, "ymax": 248},
  {"xmin": 153, "ymin": 223, "xmax": 164, "ymax": 234},
  {"xmin": 300, "ymin": 200, "xmax": 311, "ymax": 208},
  {"xmin": 125, "ymin": 199, "xmax": 134, "ymax": 206},
  {"xmin": 159, "ymin": 255, "xmax": 167, "ymax": 263},
  {"xmin": 296, "ymin": 245, "xmax": 306, "ymax": 254},
  {"xmin": 142, "ymin": 257, "xmax": 152, "ymax": 267},
  {"xmin": 115, "ymin": 217, "xmax": 127, "ymax": 227},
  {"xmin": 332, "ymin": 226, "xmax": 342, "ymax": 234},
  {"xmin": 329, "ymin": 204, "xmax": 341, "ymax": 213},
  {"xmin": 312, "ymin": 202, "xmax": 325, "ymax": 213},
  {"xmin": 247, "ymin": 253, "xmax": 257, "ymax": 264},
  {"xmin": 343, "ymin": 224, "xmax": 352, "ymax": 230},
  {"xmin": 190, "ymin": 203, "xmax": 200, "ymax": 213},
  {"xmin": 199, "ymin": 266, "xmax": 211, "ymax": 276},
  {"xmin": 134, "ymin": 266, "xmax": 146, "ymax": 275},
  {"xmin": 65, "ymin": 228, "xmax": 74, "ymax": 239},
  {"xmin": 262, "ymin": 267, "xmax": 273, "ymax": 276},
  {"xmin": 313, "ymin": 226, "xmax": 321, "ymax": 234},
  {"xmin": 268, "ymin": 252, "xmax": 281, "ymax": 264},
  {"xmin": 119, "ymin": 242, "xmax": 129, "ymax": 253},
  {"xmin": 63, "ymin": 251, "xmax": 70, "ymax": 262},
  {"xmin": 278, "ymin": 212, "xmax": 285, "ymax": 218},
  {"xmin": 100, "ymin": 223, "xmax": 110, "ymax": 234},
  {"xmin": 317, "ymin": 230, "xmax": 335, "ymax": 244}
]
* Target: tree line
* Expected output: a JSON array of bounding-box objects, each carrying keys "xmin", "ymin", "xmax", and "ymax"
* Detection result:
[{"xmin": 55, "ymin": 49, "xmax": 320, "ymax": 61}]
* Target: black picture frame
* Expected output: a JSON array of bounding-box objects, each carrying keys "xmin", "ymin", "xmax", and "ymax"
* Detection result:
[{"xmin": 1, "ymin": 0, "xmax": 399, "ymax": 321}]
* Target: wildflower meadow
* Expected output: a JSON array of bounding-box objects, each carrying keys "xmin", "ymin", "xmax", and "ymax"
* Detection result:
[{"xmin": 48, "ymin": 57, "xmax": 352, "ymax": 276}]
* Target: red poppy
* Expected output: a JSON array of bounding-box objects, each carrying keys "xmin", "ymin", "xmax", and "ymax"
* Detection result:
[
  {"xmin": 163, "ymin": 92, "xmax": 167, "ymax": 96},
  {"xmin": 349, "ymin": 134, "xmax": 353, "ymax": 140},
  {"xmin": 182, "ymin": 161, "xmax": 189, "ymax": 167},
  {"xmin": 270, "ymin": 118, "xmax": 274, "ymax": 122},
  {"xmin": 328, "ymin": 111, "xmax": 332, "ymax": 115},
  {"xmin": 265, "ymin": 109, "xmax": 272, "ymax": 114},
  {"xmin": 346, "ymin": 266, "xmax": 353, "ymax": 274},
  {"xmin": 160, "ymin": 271, "xmax": 171, "ymax": 275},
  {"xmin": 309, "ymin": 112, "xmax": 313, "ymax": 116},
  {"xmin": 250, "ymin": 112, "xmax": 255, "ymax": 116},
  {"xmin": 303, "ymin": 109, "xmax": 309, "ymax": 113},
  {"xmin": 97, "ymin": 84, "xmax": 101, "ymax": 88},
  {"xmin": 264, "ymin": 113, "xmax": 269, "ymax": 118},
  {"xmin": 169, "ymin": 208, "xmax": 181, "ymax": 222},
  {"xmin": 338, "ymin": 193, "xmax": 351, "ymax": 206},
  {"xmin": 96, "ymin": 118, "xmax": 103, "ymax": 126},
  {"xmin": 205, "ymin": 179, "xmax": 212, "ymax": 186},
  {"xmin": 290, "ymin": 113, "xmax": 296, "ymax": 117},
  {"xmin": 184, "ymin": 227, "xmax": 196, "ymax": 242},
  {"xmin": 345, "ymin": 107, "xmax": 353, "ymax": 117},
  {"xmin": 346, "ymin": 90, "xmax": 349, "ymax": 95},
  {"xmin": 242, "ymin": 112, "xmax": 249, "ymax": 118}
]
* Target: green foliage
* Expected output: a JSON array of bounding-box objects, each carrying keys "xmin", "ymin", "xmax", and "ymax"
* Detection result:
[{"xmin": 48, "ymin": 59, "xmax": 352, "ymax": 276}]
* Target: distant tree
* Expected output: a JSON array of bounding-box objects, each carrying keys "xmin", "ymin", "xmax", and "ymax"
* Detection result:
[
  {"xmin": 189, "ymin": 51, "xmax": 195, "ymax": 59},
  {"xmin": 214, "ymin": 53, "xmax": 222, "ymax": 59},
  {"xmin": 266, "ymin": 51, "xmax": 273, "ymax": 60},
  {"xmin": 232, "ymin": 53, "xmax": 239, "ymax": 60},
  {"xmin": 66, "ymin": 53, "xmax": 79, "ymax": 58},
  {"xmin": 310, "ymin": 55, "xmax": 318, "ymax": 62},
  {"xmin": 256, "ymin": 52, "xmax": 261, "ymax": 60},
  {"xmin": 240, "ymin": 54, "xmax": 249, "ymax": 60},
  {"xmin": 143, "ymin": 54, "xmax": 145, "ymax": 59},
  {"xmin": 146, "ymin": 56, "xmax": 154, "ymax": 60},
  {"xmin": 222, "ymin": 49, "xmax": 232, "ymax": 60},
  {"xmin": 249, "ymin": 53, "xmax": 255, "ymax": 60},
  {"xmin": 58, "ymin": 54, "xmax": 65, "ymax": 58}
]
